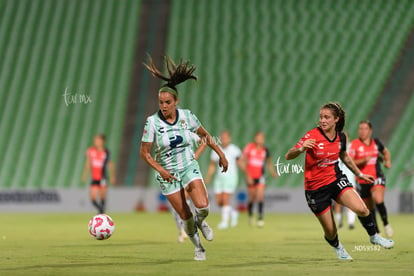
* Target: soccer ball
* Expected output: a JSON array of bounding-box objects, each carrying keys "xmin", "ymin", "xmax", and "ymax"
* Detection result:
[{"xmin": 88, "ymin": 214, "xmax": 115, "ymax": 240}]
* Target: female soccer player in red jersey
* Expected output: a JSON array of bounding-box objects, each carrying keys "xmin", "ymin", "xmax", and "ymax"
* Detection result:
[
  {"xmin": 242, "ymin": 131, "xmax": 278, "ymax": 227},
  {"xmin": 82, "ymin": 134, "xmax": 116, "ymax": 214},
  {"xmin": 349, "ymin": 120, "xmax": 393, "ymax": 237},
  {"xmin": 285, "ymin": 102, "xmax": 394, "ymax": 260}
]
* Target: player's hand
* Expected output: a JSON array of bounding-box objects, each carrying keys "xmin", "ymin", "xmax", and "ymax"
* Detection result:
[
  {"xmin": 360, "ymin": 174, "xmax": 375, "ymax": 183},
  {"xmin": 205, "ymin": 175, "xmax": 211, "ymax": 185},
  {"xmin": 219, "ymin": 155, "xmax": 228, "ymax": 173},
  {"xmin": 81, "ymin": 174, "xmax": 87, "ymax": 183},
  {"xmin": 302, "ymin": 139, "xmax": 317, "ymax": 150},
  {"xmin": 384, "ymin": 160, "xmax": 392, "ymax": 169},
  {"xmin": 159, "ymin": 168, "xmax": 179, "ymax": 183}
]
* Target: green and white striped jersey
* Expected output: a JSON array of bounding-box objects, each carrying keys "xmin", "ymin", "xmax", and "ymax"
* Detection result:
[{"xmin": 141, "ymin": 109, "xmax": 202, "ymax": 172}]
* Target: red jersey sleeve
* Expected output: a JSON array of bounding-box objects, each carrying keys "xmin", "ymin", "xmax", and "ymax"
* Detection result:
[{"xmin": 294, "ymin": 130, "xmax": 313, "ymax": 149}]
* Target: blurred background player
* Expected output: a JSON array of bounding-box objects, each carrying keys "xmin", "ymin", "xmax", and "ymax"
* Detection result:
[
  {"xmin": 140, "ymin": 56, "xmax": 228, "ymax": 261},
  {"xmin": 82, "ymin": 134, "xmax": 116, "ymax": 214},
  {"xmin": 334, "ymin": 131, "xmax": 356, "ymax": 230},
  {"xmin": 242, "ymin": 131, "xmax": 278, "ymax": 227},
  {"xmin": 349, "ymin": 120, "xmax": 393, "ymax": 237},
  {"xmin": 205, "ymin": 130, "xmax": 243, "ymax": 229},
  {"xmin": 285, "ymin": 102, "xmax": 394, "ymax": 260}
]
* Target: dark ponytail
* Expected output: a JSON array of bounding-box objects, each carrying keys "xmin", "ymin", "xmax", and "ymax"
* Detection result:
[
  {"xmin": 321, "ymin": 102, "xmax": 346, "ymax": 132},
  {"xmin": 143, "ymin": 55, "xmax": 197, "ymax": 96}
]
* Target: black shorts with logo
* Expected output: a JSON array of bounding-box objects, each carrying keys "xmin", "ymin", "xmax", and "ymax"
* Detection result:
[
  {"xmin": 305, "ymin": 176, "xmax": 354, "ymax": 216},
  {"xmin": 90, "ymin": 179, "xmax": 107, "ymax": 187}
]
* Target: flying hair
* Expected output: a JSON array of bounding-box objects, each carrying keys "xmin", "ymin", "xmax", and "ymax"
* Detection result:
[{"xmin": 143, "ymin": 55, "xmax": 197, "ymax": 95}]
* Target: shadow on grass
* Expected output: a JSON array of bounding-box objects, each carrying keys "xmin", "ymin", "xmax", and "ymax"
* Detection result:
[
  {"xmin": 211, "ymin": 256, "xmax": 329, "ymax": 268},
  {"xmin": 0, "ymin": 257, "xmax": 193, "ymax": 272}
]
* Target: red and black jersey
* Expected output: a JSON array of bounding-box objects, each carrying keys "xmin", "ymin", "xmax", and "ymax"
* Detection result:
[
  {"xmin": 295, "ymin": 127, "xmax": 346, "ymax": 191},
  {"xmin": 86, "ymin": 147, "xmax": 110, "ymax": 181},
  {"xmin": 243, "ymin": 142, "xmax": 270, "ymax": 179},
  {"xmin": 349, "ymin": 138, "xmax": 385, "ymax": 184}
]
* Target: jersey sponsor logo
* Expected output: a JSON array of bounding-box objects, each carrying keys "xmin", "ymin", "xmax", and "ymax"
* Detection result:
[
  {"xmin": 158, "ymin": 127, "xmax": 165, "ymax": 134},
  {"xmin": 179, "ymin": 120, "xmax": 188, "ymax": 130},
  {"xmin": 169, "ymin": 135, "xmax": 183, "ymax": 148},
  {"xmin": 317, "ymin": 143, "xmax": 324, "ymax": 149}
]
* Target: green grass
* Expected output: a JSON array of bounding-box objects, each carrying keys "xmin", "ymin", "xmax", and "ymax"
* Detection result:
[{"xmin": 0, "ymin": 213, "xmax": 411, "ymax": 275}]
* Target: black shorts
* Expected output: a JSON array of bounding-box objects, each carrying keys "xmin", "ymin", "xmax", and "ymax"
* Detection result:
[
  {"xmin": 248, "ymin": 176, "xmax": 266, "ymax": 189},
  {"xmin": 90, "ymin": 179, "xmax": 107, "ymax": 187},
  {"xmin": 305, "ymin": 176, "xmax": 354, "ymax": 216},
  {"xmin": 357, "ymin": 177, "xmax": 386, "ymax": 199}
]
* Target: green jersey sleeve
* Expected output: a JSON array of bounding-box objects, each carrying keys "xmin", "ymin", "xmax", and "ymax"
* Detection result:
[
  {"xmin": 187, "ymin": 110, "xmax": 202, "ymax": 132},
  {"xmin": 141, "ymin": 116, "xmax": 155, "ymax": 143}
]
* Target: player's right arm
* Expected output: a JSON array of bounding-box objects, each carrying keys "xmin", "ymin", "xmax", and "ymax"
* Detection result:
[
  {"xmin": 241, "ymin": 146, "xmax": 253, "ymax": 186},
  {"xmin": 205, "ymin": 160, "xmax": 216, "ymax": 185},
  {"xmin": 81, "ymin": 155, "xmax": 90, "ymax": 182},
  {"xmin": 140, "ymin": 141, "xmax": 178, "ymax": 183},
  {"xmin": 285, "ymin": 138, "xmax": 316, "ymax": 160}
]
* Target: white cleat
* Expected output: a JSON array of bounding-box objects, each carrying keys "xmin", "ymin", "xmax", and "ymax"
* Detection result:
[
  {"xmin": 217, "ymin": 222, "xmax": 229, "ymax": 230},
  {"xmin": 231, "ymin": 211, "xmax": 239, "ymax": 228},
  {"xmin": 370, "ymin": 233, "xmax": 394, "ymax": 249},
  {"xmin": 177, "ymin": 230, "xmax": 187, "ymax": 243},
  {"xmin": 198, "ymin": 221, "xmax": 214, "ymax": 241},
  {"xmin": 334, "ymin": 243, "xmax": 353, "ymax": 261},
  {"xmin": 257, "ymin": 220, "xmax": 265, "ymax": 228},
  {"xmin": 194, "ymin": 248, "xmax": 206, "ymax": 261},
  {"xmin": 384, "ymin": 224, "xmax": 394, "ymax": 238}
]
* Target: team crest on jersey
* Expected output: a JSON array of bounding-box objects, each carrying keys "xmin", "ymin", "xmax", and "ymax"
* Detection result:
[{"xmin": 179, "ymin": 120, "xmax": 188, "ymax": 130}]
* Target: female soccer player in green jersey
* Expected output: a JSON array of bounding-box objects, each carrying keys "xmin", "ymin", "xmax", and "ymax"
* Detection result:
[{"xmin": 140, "ymin": 56, "xmax": 228, "ymax": 261}]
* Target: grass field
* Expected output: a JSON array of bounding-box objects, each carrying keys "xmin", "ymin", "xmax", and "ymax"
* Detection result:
[{"xmin": 0, "ymin": 212, "xmax": 412, "ymax": 276}]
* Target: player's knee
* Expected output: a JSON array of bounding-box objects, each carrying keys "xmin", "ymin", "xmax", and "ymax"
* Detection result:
[{"xmin": 354, "ymin": 206, "xmax": 370, "ymax": 217}]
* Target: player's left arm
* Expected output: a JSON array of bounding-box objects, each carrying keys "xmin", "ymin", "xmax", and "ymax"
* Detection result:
[
  {"xmin": 340, "ymin": 150, "xmax": 374, "ymax": 183},
  {"xmin": 266, "ymin": 156, "xmax": 279, "ymax": 178},
  {"xmin": 196, "ymin": 126, "xmax": 228, "ymax": 172},
  {"xmin": 382, "ymin": 148, "xmax": 392, "ymax": 169},
  {"xmin": 108, "ymin": 160, "xmax": 116, "ymax": 185},
  {"xmin": 194, "ymin": 140, "xmax": 207, "ymax": 160}
]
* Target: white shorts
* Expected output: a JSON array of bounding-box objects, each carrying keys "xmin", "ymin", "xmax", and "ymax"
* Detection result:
[{"xmin": 213, "ymin": 173, "xmax": 238, "ymax": 194}]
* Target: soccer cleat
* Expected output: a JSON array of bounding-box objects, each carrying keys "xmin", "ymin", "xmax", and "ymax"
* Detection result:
[
  {"xmin": 257, "ymin": 220, "xmax": 265, "ymax": 228},
  {"xmin": 333, "ymin": 243, "xmax": 353, "ymax": 260},
  {"xmin": 217, "ymin": 222, "xmax": 229, "ymax": 230},
  {"xmin": 231, "ymin": 211, "xmax": 239, "ymax": 228},
  {"xmin": 384, "ymin": 224, "xmax": 394, "ymax": 238},
  {"xmin": 198, "ymin": 221, "xmax": 214, "ymax": 241},
  {"xmin": 177, "ymin": 230, "xmax": 187, "ymax": 243},
  {"xmin": 194, "ymin": 248, "xmax": 206, "ymax": 261},
  {"xmin": 370, "ymin": 233, "xmax": 394, "ymax": 249}
]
